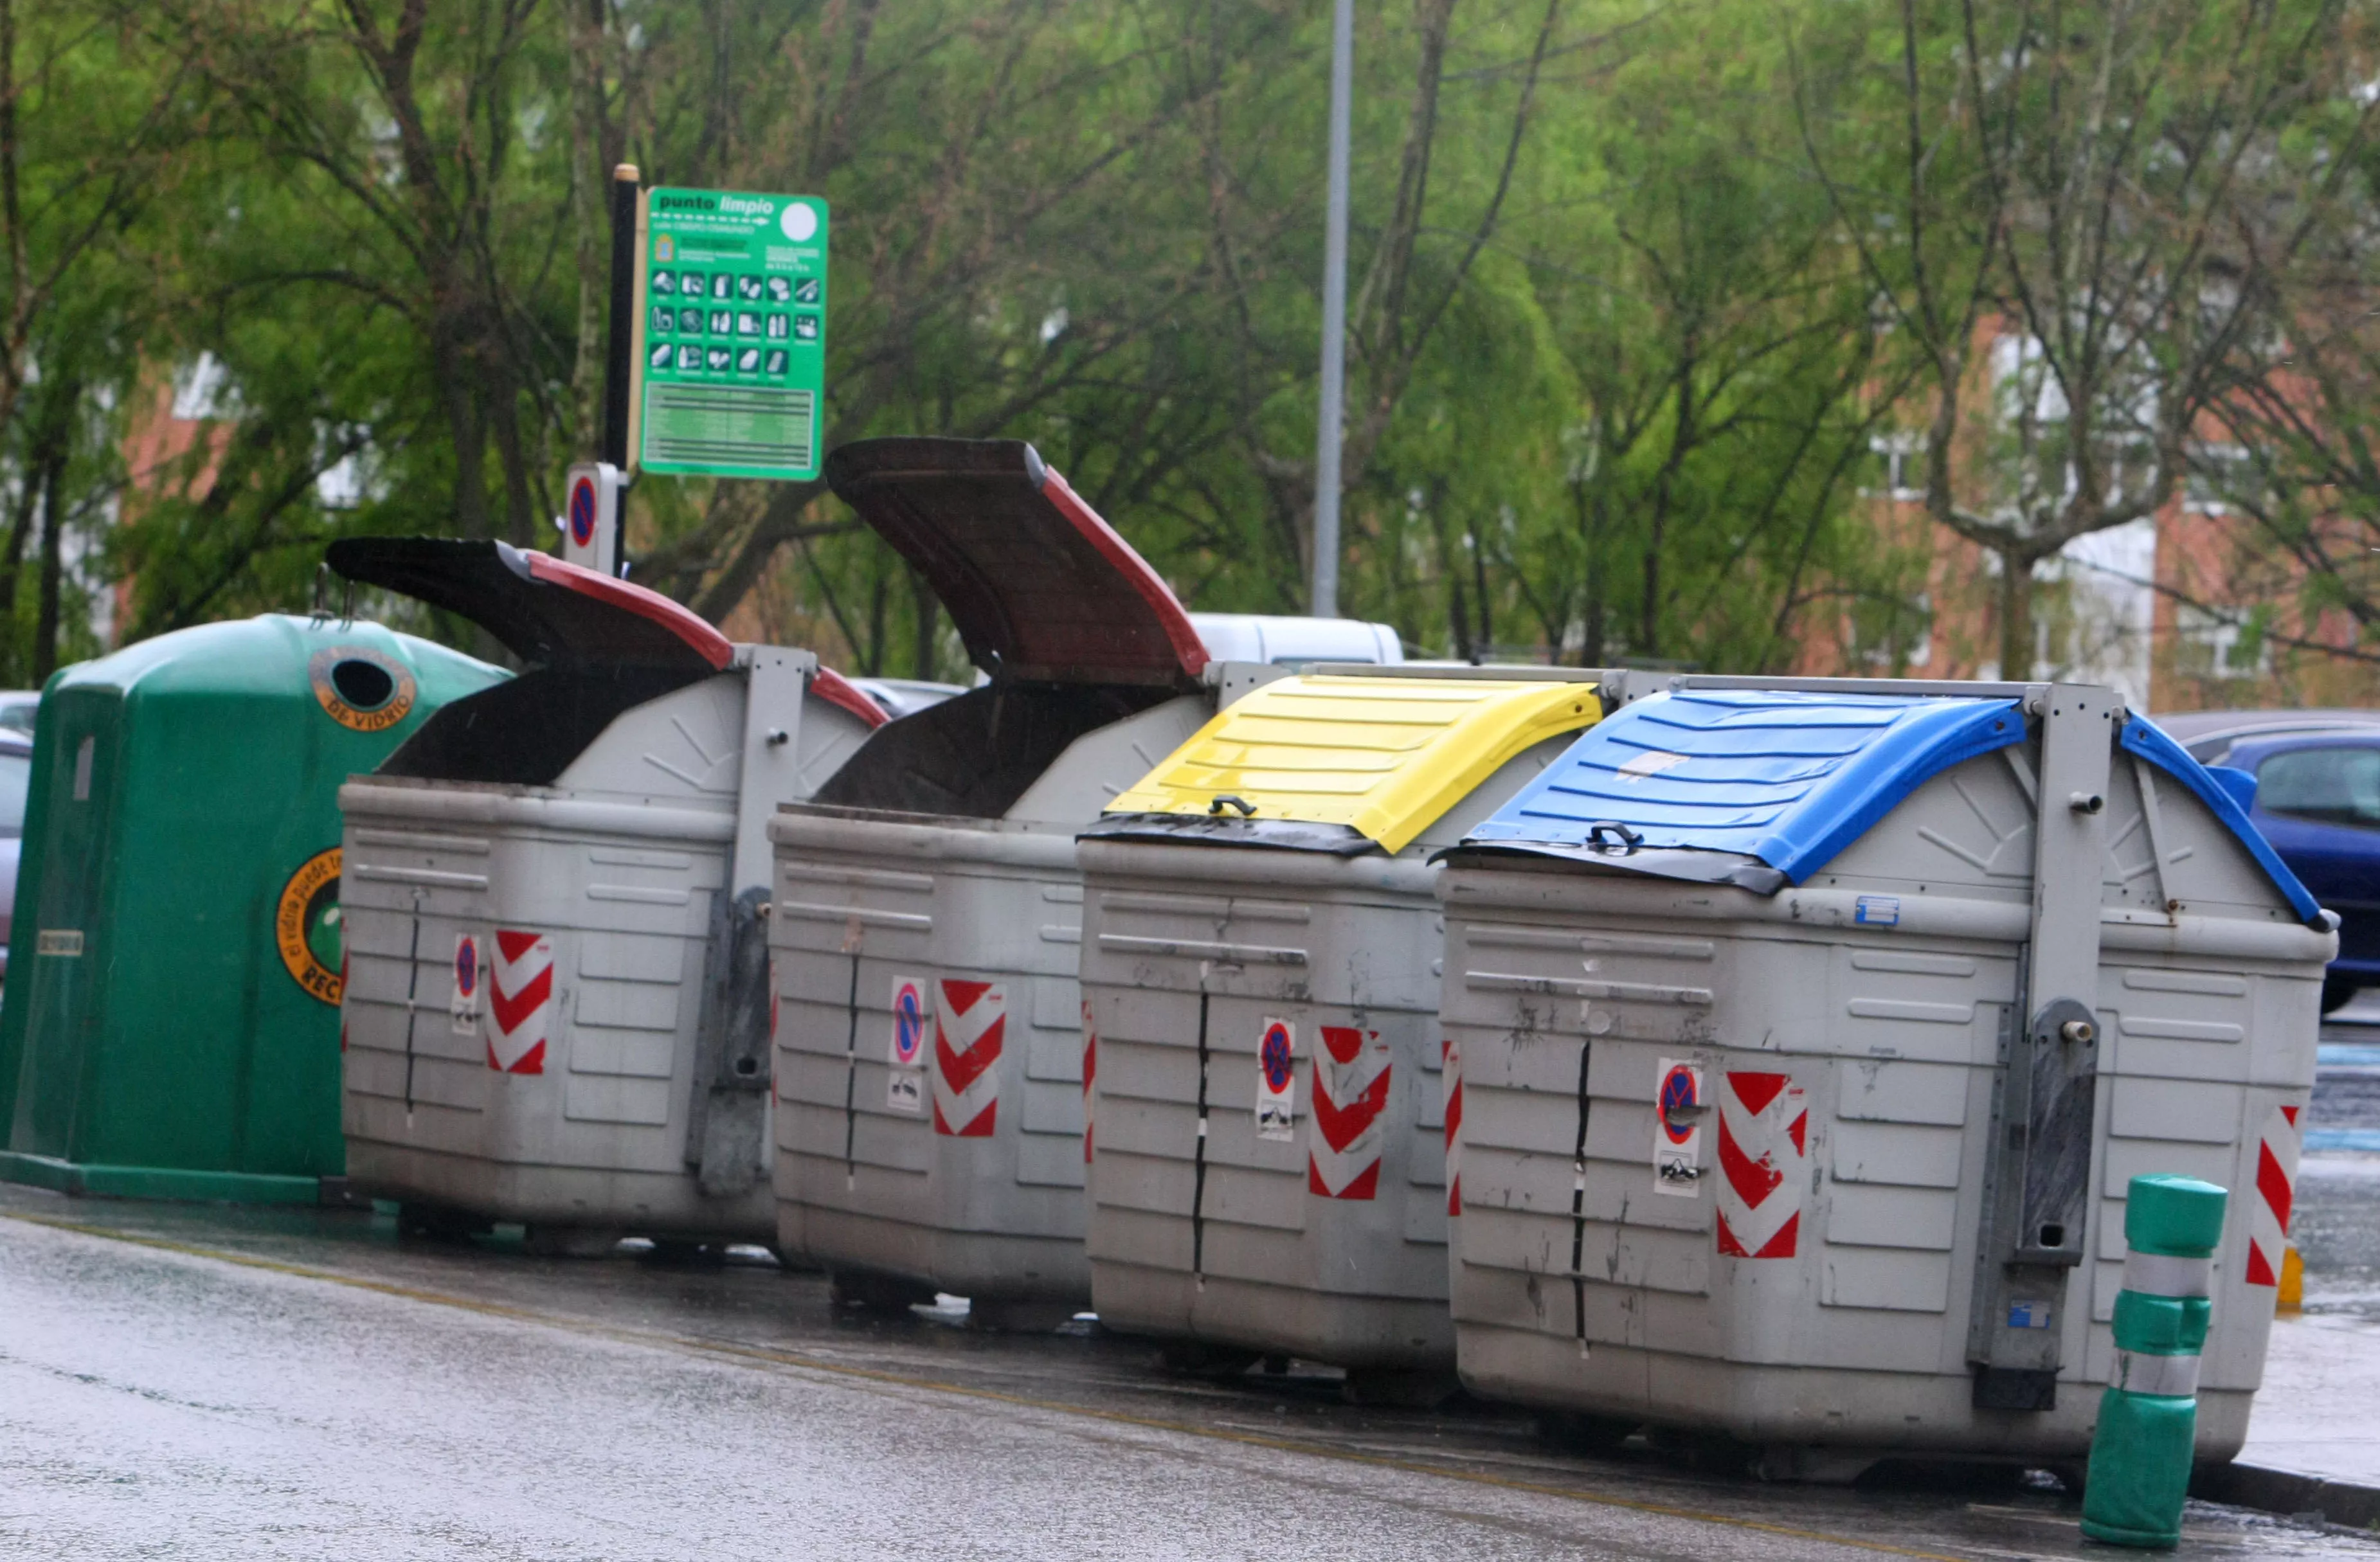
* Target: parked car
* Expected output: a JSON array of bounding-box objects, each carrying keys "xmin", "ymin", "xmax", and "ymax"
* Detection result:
[
  {"xmin": 1185, "ymin": 611, "xmax": 1404, "ymax": 666},
  {"xmin": 0, "ymin": 727, "xmax": 29, "ymax": 980},
  {"xmin": 0, "ymin": 690, "xmax": 37, "ymax": 736},
  {"xmin": 845, "ymin": 676, "xmax": 966, "ymax": 722},
  {"xmin": 2155, "ymin": 708, "xmax": 2380, "ymax": 1011}
]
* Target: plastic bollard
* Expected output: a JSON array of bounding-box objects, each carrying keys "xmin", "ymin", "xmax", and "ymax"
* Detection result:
[
  {"xmin": 2081, "ymin": 1174, "xmax": 2229, "ymax": 1549},
  {"xmin": 2278, "ymin": 1245, "xmax": 2303, "ymax": 1312}
]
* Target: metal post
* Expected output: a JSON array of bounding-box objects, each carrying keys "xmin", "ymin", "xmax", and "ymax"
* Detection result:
[
  {"xmin": 600, "ymin": 163, "xmax": 640, "ymax": 471},
  {"xmin": 1310, "ymin": 0, "xmax": 1353, "ymax": 619}
]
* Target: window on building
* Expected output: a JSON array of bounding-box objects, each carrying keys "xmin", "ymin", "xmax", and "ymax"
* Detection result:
[
  {"xmin": 2183, "ymin": 444, "xmax": 2255, "ymax": 515},
  {"xmin": 2173, "ymin": 604, "xmax": 2269, "ymax": 679},
  {"xmin": 1861, "ymin": 434, "xmax": 1927, "ymax": 500},
  {"xmin": 1852, "ymin": 591, "xmax": 1932, "ymax": 669},
  {"xmin": 2258, "ymin": 746, "xmax": 2380, "ymax": 830}
]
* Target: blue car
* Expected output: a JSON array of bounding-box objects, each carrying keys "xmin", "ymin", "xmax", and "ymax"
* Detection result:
[{"xmin": 2156, "ymin": 708, "xmax": 2380, "ymax": 1012}]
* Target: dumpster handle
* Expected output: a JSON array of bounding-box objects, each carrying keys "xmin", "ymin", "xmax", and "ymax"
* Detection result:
[
  {"xmin": 1583, "ymin": 820, "xmax": 1642, "ymax": 854},
  {"xmin": 1209, "ymin": 794, "xmax": 1257, "ymax": 816}
]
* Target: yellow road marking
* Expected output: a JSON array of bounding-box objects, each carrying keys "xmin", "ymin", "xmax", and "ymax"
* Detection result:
[{"xmin": 5, "ymin": 1210, "xmax": 1970, "ymax": 1562}]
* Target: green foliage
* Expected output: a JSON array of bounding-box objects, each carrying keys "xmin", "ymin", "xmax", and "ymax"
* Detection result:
[{"xmin": 14, "ymin": 0, "xmax": 2359, "ymax": 687}]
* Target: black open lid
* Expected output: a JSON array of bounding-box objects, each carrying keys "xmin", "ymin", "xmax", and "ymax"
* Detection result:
[
  {"xmin": 327, "ymin": 538, "xmax": 734, "ymax": 673},
  {"xmin": 825, "ymin": 438, "xmax": 1207, "ymax": 688}
]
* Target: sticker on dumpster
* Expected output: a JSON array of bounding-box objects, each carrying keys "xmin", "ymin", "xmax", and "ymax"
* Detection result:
[
  {"xmin": 275, "ymin": 847, "xmax": 346, "ymax": 1006},
  {"xmin": 932, "ymin": 979, "xmax": 1004, "ymax": 1136},
  {"xmin": 2246, "ymin": 1102, "xmax": 2305, "ymax": 1286},
  {"xmin": 1257, "ymin": 1018, "xmax": 1297, "ymax": 1142},
  {"xmin": 488, "ymin": 929, "xmax": 552, "ymax": 1074},
  {"xmin": 307, "ymin": 646, "xmax": 417, "ymax": 733},
  {"xmin": 1082, "ymin": 1000, "xmax": 1099, "ymax": 1164},
  {"xmin": 450, "ymin": 934, "xmax": 483, "ymax": 1035},
  {"xmin": 1443, "ymin": 1039, "xmax": 1464, "ymax": 1216},
  {"xmin": 1309, "ymin": 1025, "xmax": 1389, "ymax": 1199},
  {"xmin": 888, "ymin": 1068, "xmax": 923, "ymax": 1114},
  {"xmin": 1714, "ymin": 1070, "xmax": 1807, "ymax": 1257},
  {"xmin": 2007, "ymin": 1301, "xmax": 2053, "ymax": 1329},
  {"xmin": 889, "ymin": 976, "xmax": 928, "ymax": 1066},
  {"xmin": 1853, "ymin": 895, "xmax": 1900, "ymax": 928},
  {"xmin": 1653, "ymin": 1059, "xmax": 1703, "ymax": 1196}
]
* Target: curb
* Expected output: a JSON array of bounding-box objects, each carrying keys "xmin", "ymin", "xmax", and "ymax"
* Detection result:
[{"xmin": 2192, "ymin": 1462, "xmax": 2380, "ymax": 1531}]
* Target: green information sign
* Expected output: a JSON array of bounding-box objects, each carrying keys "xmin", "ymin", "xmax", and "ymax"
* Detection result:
[{"xmin": 634, "ymin": 186, "xmax": 829, "ymax": 480}]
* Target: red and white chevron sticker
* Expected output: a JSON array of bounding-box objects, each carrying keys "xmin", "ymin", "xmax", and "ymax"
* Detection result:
[
  {"xmin": 1308, "ymin": 1025, "xmax": 1391, "ymax": 1199},
  {"xmin": 1081, "ymin": 1000, "xmax": 1098, "ymax": 1163},
  {"xmin": 932, "ymin": 978, "xmax": 1005, "ymax": 1137},
  {"xmin": 1715, "ymin": 1070, "xmax": 1807, "ymax": 1259},
  {"xmin": 487, "ymin": 929, "xmax": 552, "ymax": 1075},
  {"xmin": 1443, "ymin": 1039, "xmax": 1464, "ymax": 1216},
  {"xmin": 2246, "ymin": 1102, "xmax": 2304, "ymax": 1287}
]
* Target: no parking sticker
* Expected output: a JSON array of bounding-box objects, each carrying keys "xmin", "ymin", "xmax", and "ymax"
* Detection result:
[
  {"xmin": 1256, "ymin": 1018, "xmax": 1297, "ymax": 1142},
  {"xmin": 1654, "ymin": 1058, "xmax": 1704, "ymax": 1196},
  {"xmin": 887, "ymin": 975, "xmax": 927, "ymax": 1113},
  {"xmin": 451, "ymin": 933, "xmax": 483, "ymax": 1034},
  {"xmin": 888, "ymin": 976, "xmax": 928, "ymax": 1065}
]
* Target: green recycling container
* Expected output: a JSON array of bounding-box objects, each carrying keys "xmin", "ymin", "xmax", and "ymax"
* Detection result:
[{"xmin": 0, "ymin": 613, "xmax": 506, "ymax": 1203}]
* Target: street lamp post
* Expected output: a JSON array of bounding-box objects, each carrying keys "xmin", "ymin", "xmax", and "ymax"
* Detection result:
[{"xmin": 1311, "ymin": 0, "xmax": 1353, "ymax": 618}]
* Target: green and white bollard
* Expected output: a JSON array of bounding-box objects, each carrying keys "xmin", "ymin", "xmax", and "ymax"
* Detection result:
[{"xmin": 2081, "ymin": 1173, "xmax": 2229, "ymax": 1549}]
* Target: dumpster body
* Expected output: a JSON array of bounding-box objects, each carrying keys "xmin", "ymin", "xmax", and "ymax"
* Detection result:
[
  {"xmin": 333, "ymin": 542, "xmax": 880, "ymax": 1246},
  {"xmin": 770, "ymin": 438, "xmax": 1404, "ymax": 1321},
  {"xmin": 1077, "ymin": 667, "xmax": 1612, "ymax": 1386},
  {"xmin": 1437, "ymin": 679, "xmax": 2331, "ymax": 1471},
  {"xmin": 0, "ymin": 615, "xmax": 505, "ymax": 1202}
]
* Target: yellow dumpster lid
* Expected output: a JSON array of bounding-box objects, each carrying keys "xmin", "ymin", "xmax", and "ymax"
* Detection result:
[{"xmin": 1103, "ymin": 674, "xmax": 1604, "ymax": 854}]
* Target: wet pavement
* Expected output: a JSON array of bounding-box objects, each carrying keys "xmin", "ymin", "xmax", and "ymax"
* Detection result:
[
  {"xmin": 7, "ymin": 1027, "xmax": 2380, "ymax": 1559},
  {"xmin": 2236, "ymin": 1023, "xmax": 2380, "ymax": 1487},
  {"xmin": 1, "ymin": 1184, "xmax": 2375, "ymax": 1561}
]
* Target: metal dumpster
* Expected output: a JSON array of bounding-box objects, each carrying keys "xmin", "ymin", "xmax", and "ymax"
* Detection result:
[
  {"xmin": 1436, "ymin": 678, "xmax": 2332, "ymax": 1475},
  {"xmin": 770, "ymin": 436, "xmax": 1404, "ymax": 1325},
  {"xmin": 0, "ymin": 614, "xmax": 504, "ymax": 1203},
  {"xmin": 332, "ymin": 541, "xmax": 882, "ymax": 1251},
  {"xmin": 1076, "ymin": 666, "xmax": 1614, "ymax": 1396}
]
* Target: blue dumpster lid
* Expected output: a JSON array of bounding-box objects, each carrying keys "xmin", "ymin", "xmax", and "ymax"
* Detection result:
[
  {"xmin": 1456, "ymin": 688, "xmax": 2325, "ymax": 920},
  {"xmin": 2119, "ymin": 714, "xmax": 2320, "ymax": 923},
  {"xmin": 1459, "ymin": 690, "xmax": 2023, "ymax": 886}
]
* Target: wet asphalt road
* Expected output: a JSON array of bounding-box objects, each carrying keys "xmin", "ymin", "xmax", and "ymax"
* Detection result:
[
  {"xmin": 5, "ymin": 1187, "xmax": 2377, "ymax": 1562},
  {"xmin": 3, "ymin": 1033, "xmax": 2378, "ymax": 1560}
]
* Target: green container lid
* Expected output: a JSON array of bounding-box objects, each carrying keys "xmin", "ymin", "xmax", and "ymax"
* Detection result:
[{"xmin": 2124, "ymin": 1174, "xmax": 2228, "ymax": 1257}]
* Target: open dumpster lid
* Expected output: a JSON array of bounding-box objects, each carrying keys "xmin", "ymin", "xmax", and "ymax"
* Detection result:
[
  {"xmin": 824, "ymin": 438, "xmax": 1207, "ymax": 688},
  {"xmin": 1095, "ymin": 673, "xmax": 1603, "ymax": 856},
  {"xmin": 327, "ymin": 537, "xmax": 733, "ymax": 673}
]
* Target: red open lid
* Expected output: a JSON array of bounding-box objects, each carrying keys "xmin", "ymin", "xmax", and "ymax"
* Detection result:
[
  {"xmin": 824, "ymin": 438, "xmax": 1208, "ymax": 688},
  {"xmin": 327, "ymin": 537, "xmax": 734, "ymax": 672}
]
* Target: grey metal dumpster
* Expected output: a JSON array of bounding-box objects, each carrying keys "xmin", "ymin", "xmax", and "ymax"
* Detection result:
[
  {"xmin": 334, "ymin": 541, "xmax": 882, "ymax": 1252},
  {"xmin": 1076, "ymin": 666, "xmax": 1616, "ymax": 1397},
  {"xmin": 1436, "ymin": 678, "xmax": 2332, "ymax": 1475},
  {"xmin": 769, "ymin": 437, "xmax": 1402, "ymax": 1325}
]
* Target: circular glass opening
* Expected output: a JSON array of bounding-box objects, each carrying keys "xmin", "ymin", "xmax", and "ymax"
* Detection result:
[{"xmin": 330, "ymin": 657, "xmax": 396, "ymax": 710}]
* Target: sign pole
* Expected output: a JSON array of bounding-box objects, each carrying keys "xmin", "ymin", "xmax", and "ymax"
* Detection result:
[{"xmin": 602, "ymin": 163, "xmax": 640, "ymax": 474}]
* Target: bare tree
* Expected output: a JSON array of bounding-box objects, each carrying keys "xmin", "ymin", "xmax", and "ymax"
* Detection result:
[{"xmin": 1800, "ymin": 0, "xmax": 2352, "ymax": 678}]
